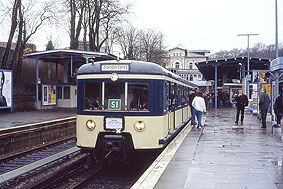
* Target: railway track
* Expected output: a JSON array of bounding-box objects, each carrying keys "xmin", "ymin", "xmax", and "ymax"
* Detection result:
[
  {"xmin": 0, "ymin": 116, "xmax": 76, "ymax": 156},
  {"xmin": 0, "ymin": 137, "xmax": 76, "ymax": 175}
]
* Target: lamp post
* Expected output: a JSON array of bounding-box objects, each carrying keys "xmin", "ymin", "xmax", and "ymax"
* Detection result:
[
  {"xmin": 238, "ymin": 33, "xmax": 259, "ymax": 96},
  {"xmin": 275, "ymin": 0, "xmax": 278, "ymax": 58}
]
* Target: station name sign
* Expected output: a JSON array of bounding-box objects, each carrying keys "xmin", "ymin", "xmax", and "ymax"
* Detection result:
[
  {"xmin": 101, "ymin": 64, "xmax": 129, "ymax": 71},
  {"xmin": 270, "ymin": 57, "xmax": 283, "ymax": 71}
]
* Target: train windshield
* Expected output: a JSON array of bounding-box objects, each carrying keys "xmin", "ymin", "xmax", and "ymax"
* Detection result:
[{"xmin": 84, "ymin": 82, "xmax": 149, "ymax": 112}]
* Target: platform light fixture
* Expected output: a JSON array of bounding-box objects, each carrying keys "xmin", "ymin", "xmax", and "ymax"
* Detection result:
[{"xmin": 237, "ymin": 33, "xmax": 259, "ymax": 96}]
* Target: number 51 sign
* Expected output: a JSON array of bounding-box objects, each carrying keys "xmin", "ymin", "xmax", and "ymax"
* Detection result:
[{"xmin": 108, "ymin": 99, "xmax": 121, "ymax": 110}]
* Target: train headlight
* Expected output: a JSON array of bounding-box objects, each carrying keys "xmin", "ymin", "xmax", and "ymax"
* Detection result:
[
  {"xmin": 134, "ymin": 121, "xmax": 145, "ymax": 132},
  {"xmin": 111, "ymin": 73, "xmax": 119, "ymax": 81},
  {"xmin": 86, "ymin": 119, "xmax": 96, "ymax": 130}
]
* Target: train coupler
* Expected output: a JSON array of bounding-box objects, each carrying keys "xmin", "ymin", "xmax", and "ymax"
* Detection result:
[{"xmin": 103, "ymin": 135, "xmax": 126, "ymax": 159}]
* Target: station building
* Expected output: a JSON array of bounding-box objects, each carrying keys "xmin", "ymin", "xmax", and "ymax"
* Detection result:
[{"xmin": 161, "ymin": 45, "xmax": 211, "ymax": 87}]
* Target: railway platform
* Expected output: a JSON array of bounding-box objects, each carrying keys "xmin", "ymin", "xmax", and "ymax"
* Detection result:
[
  {"xmin": 133, "ymin": 108, "xmax": 283, "ymax": 189},
  {"xmin": 0, "ymin": 109, "xmax": 76, "ymax": 129}
]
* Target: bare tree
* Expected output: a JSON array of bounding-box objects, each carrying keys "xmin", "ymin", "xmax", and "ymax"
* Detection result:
[
  {"xmin": 138, "ymin": 29, "xmax": 166, "ymax": 64},
  {"xmin": 68, "ymin": 0, "xmax": 85, "ymax": 49},
  {"xmin": 0, "ymin": 0, "xmax": 57, "ymax": 78},
  {"xmin": 87, "ymin": 0, "xmax": 130, "ymax": 52},
  {"xmin": 116, "ymin": 25, "xmax": 139, "ymax": 59},
  {"xmin": 1, "ymin": 0, "xmax": 21, "ymax": 69}
]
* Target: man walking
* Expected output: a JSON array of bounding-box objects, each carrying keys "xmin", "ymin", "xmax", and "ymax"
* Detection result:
[
  {"xmin": 234, "ymin": 89, "xmax": 248, "ymax": 125},
  {"xmin": 259, "ymin": 88, "xmax": 270, "ymax": 128},
  {"xmin": 274, "ymin": 86, "xmax": 283, "ymax": 127},
  {"xmin": 189, "ymin": 88, "xmax": 199, "ymax": 125}
]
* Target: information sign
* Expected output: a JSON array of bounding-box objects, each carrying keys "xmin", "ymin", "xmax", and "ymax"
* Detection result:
[
  {"xmin": 108, "ymin": 99, "xmax": 121, "ymax": 110},
  {"xmin": 105, "ymin": 117, "xmax": 123, "ymax": 130},
  {"xmin": 42, "ymin": 84, "xmax": 56, "ymax": 105},
  {"xmin": 101, "ymin": 64, "xmax": 129, "ymax": 71}
]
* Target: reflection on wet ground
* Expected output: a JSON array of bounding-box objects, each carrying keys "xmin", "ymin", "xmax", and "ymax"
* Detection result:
[{"xmin": 187, "ymin": 108, "xmax": 283, "ymax": 189}]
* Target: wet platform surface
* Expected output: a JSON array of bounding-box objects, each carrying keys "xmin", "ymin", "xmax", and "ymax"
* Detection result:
[
  {"xmin": 0, "ymin": 109, "xmax": 76, "ymax": 129},
  {"xmin": 155, "ymin": 108, "xmax": 283, "ymax": 189}
]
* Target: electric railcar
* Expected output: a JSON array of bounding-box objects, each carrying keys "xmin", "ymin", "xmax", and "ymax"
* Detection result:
[{"xmin": 76, "ymin": 60, "xmax": 197, "ymax": 161}]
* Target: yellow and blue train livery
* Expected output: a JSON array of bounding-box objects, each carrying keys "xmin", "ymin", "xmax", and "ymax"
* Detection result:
[{"xmin": 76, "ymin": 60, "xmax": 197, "ymax": 161}]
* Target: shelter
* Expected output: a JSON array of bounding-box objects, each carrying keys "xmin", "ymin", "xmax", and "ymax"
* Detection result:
[
  {"xmin": 23, "ymin": 49, "xmax": 116, "ymax": 110},
  {"xmin": 197, "ymin": 57, "xmax": 271, "ymax": 108}
]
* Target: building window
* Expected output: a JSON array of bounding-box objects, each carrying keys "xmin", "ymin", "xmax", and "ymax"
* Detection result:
[
  {"xmin": 190, "ymin": 75, "xmax": 193, "ymax": 81},
  {"xmin": 58, "ymin": 86, "xmax": 62, "ymax": 99},
  {"xmin": 198, "ymin": 75, "xmax": 202, "ymax": 81},
  {"xmin": 189, "ymin": 63, "xmax": 193, "ymax": 69},
  {"xmin": 175, "ymin": 62, "xmax": 180, "ymax": 70},
  {"xmin": 64, "ymin": 86, "xmax": 70, "ymax": 99}
]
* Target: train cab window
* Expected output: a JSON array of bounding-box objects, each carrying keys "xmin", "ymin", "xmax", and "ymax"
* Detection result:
[
  {"xmin": 105, "ymin": 82, "xmax": 125, "ymax": 111},
  {"xmin": 128, "ymin": 83, "xmax": 149, "ymax": 111},
  {"xmin": 84, "ymin": 82, "xmax": 102, "ymax": 110}
]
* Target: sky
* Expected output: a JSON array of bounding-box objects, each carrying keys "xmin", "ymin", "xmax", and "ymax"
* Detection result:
[{"xmin": 0, "ymin": 0, "xmax": 282, "ymax": 54}]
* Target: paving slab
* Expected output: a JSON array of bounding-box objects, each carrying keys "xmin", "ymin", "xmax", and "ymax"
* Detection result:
[{"xmin": 154, "ymin": 108, "xmax": 283, "ymax": 189}]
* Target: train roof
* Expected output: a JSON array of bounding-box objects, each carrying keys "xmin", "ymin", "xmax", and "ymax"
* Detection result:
[{"xmin": 77, "ymin": 60, "xmax": 197, "ymax": 87}]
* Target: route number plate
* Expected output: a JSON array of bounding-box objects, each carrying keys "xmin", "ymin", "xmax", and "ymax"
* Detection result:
[{"xmin": 108, "ymin": 99, "xmax": 121, "ymax": 110}]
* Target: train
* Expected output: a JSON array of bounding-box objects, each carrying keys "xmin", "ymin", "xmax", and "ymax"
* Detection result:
[{"xmin": 76, "ymin": 60, "xmax": 197, "ymax": 161}]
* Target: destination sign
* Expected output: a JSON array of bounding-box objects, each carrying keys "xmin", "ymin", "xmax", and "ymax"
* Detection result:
[{"xmin": 101, "ymin": 64, "xmax": 129, "ymax": 71}]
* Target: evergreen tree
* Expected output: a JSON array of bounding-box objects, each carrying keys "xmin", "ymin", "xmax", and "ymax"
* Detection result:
[{"xmin": 46, "ymin": 40, "xmax": 55, "ymax": 50}]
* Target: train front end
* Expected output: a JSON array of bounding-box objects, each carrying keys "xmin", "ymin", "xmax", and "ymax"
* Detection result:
[{"xmin": 76, "ymin": 61, "xmax": 169, "ymax": 161}]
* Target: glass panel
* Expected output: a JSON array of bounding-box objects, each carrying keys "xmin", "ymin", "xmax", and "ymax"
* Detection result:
[
  {"xmin": 84, "ymin": 82, "xmax": 102, "ymax": 110},
  {"xmin": 105, "ymin": 82, "xmax": 125, "ymax": 111},
  {"xmin": 164, "ymin": 82, "xmax": 169, "ymax": 112},
  {"xmin": 64, "ymin": 86, "xmax": 70, "ymax": 99},
  {"xmin": 128, "ymin": 83, "xmax": 149, "ymax": 111},
  {"xmin": 58, "ymin": 86, "xmax": 62, "ymax": 99}
]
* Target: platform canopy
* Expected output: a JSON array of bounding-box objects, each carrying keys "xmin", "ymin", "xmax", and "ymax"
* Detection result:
[
  {"xmin": 23, "ymin": 49, "xmax": 116, "ymax": 64},
  {"xmin": 197, "ymin": 57, "xmax": 271, "ymax": 81},
  {"xmin": 23, "ymin": 49, "xmax": 117, "ymax": 110}
]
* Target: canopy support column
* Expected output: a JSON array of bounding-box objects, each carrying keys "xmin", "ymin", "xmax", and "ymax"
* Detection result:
[
  {"xmin": 56, "ymin": 63, "xmax": 58, "ymax": 109},
  {"xmin": 214, "ymin": 65, "xmax": 218, "ymax": 108},
  {"xmin": 36, "ymin": 58, "xmax": 39, "ymax": 110}
]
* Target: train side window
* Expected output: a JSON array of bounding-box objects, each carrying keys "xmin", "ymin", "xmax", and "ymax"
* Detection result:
[
  {"xmin": 84, "ymin": 82, "xmax": 102, "ymax": 110},
  {"xmin": 178, "ymin": 86, "xmax": 182, "ymax": 107},
  {"xmin": 164, "ymin": 82, "xmax": 169, "ymax": 112},
  {"xmin": 128, "ymin": 83, "xmax": 149, "ymax": 111}
]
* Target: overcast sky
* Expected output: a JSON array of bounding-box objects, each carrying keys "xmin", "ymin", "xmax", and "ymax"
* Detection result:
[{"xmin": 0, "ymin": 0, "xmax": 282, "ymax": 54}]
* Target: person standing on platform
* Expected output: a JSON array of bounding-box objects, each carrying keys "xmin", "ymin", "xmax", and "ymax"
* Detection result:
[
  {"xmin": 274, "ymin": 86, "xmax": 283, "ymax": 127},
  {"xmin": 192, "ymin": 91, "xmax": 206, "ymax": 128},
  {"xmin": 189, "ymin": 88, "xmax": 199, "ymax": 125},
  {"xmin": 223, "ymin": 91, "xmax": 230, "ymax": 107},
  {"xmin": 259, "ymin": 88, "xmax": 270, "ymax": 128},
  {"xmin": 234, "ymin": 89, "xmax": 248, "ymax": 125}
]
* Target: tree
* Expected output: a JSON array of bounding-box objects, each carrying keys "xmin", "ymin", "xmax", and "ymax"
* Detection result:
[
  {"xmin": 138, "ymin": 29, "xmax": 166, "ymax": 64},
  {"xmin": 87, "ymin": 0, "xmax": 130, "ymax": 51},
  {"xmin": 0, "ymin": 0, "xmax": 57, "ymax": 79},
  {"xmin": 46, "ymin": 40, "xmax": 55, "ymax": 50},
  {"xmin": 116, "ymin": 25, "xmax": 139, "ymax": 59}
]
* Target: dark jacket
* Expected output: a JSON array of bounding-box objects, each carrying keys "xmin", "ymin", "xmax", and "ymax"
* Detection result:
[
  {"xmin": 189, "ymin": 92, "xmax": 196, "ymax": 107},
  {"xmin": 274, "ymin": 94, "xmax": 283, "ymax": 114},
  {"xmin": 259, "ymin": 93, "xmax": 270, "ymax": 111},
  {"xmin": 234, "ymin": 94, "xmax": 248, "ymax": 107}
]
